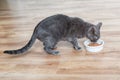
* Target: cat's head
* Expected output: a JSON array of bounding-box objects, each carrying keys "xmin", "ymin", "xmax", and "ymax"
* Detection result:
[{"xmin": 86, "ymin": 22, "xmax": 102, "ymax": 42}]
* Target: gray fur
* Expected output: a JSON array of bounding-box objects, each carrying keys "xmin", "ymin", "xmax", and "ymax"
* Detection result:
[{"xmin": 4, "ymin": 14, "xmax": 102, "ymax": 55}]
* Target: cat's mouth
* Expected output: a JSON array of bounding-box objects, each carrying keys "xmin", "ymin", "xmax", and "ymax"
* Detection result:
[{"xmin": 90, "ymin": 39, "xmax": 98, "ymax": 43}]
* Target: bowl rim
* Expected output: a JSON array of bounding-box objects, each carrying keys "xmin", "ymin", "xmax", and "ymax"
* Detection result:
[{"xmin": 84, "ymin": 39, "xmax": 104, "ymax": 48}]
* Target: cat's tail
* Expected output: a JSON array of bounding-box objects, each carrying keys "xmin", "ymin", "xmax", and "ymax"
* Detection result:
[{"xmin": 3, "ymin": 33, "xmax": 37, "ymax": 55}]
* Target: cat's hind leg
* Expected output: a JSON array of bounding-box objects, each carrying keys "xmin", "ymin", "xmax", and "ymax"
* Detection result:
[{"xmin": 43, "ymin": 37, "xmax": 59, "ymax": 55}]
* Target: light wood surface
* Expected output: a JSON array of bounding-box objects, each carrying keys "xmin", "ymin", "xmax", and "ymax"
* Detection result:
[{"xmin": 0, "ymin": 0, "xmax": 120, "ymax": 80}]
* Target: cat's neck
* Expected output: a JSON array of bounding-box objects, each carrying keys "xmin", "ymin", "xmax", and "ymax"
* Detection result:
[
  {"xmin": 83, "ymin": 21, "xmax": 94, "ymax": 37},
  {"xmin": 67, "ymin": 18, "xmax": 94, "ymax": 38},
  {"xmin": 84, "ymin": 21, "xmax": 94, "ymax": 28}
]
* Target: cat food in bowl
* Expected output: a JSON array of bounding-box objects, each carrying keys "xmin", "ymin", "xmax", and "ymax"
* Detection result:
[
  {"xmin": 84, "ymin": 39, "xmax": 104, "ymax": 52},
  {"xmin": 88, "ymin": 43, "xmax": 101, "ymax": 46}
]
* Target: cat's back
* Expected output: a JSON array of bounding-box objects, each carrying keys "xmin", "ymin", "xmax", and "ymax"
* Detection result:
[
  {"xmin": 38, "ymin": 14, "xmax": 70, "ymax": 28},
  {"xmin": 34, "ymin": 14, "xmax": 71, "ymax": 39}
]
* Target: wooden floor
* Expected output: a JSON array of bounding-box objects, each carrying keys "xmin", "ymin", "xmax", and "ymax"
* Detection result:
[{"xmin": 0, "ymin": 0, "xmax": 120, "ymax": 80}]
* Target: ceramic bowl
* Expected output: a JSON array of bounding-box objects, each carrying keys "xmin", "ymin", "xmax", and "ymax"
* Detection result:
[{"xmin": 84, "ymin": 39, "xmax": 104, "ymax": 52}]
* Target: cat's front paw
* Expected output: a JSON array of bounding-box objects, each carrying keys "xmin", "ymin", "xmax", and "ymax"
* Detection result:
[
  {"xmin": 74, "ymin": 46, "xmax": 81, "ymax": 50},
  {"xmin": 48, "ymin": 50, "xmax": 59, "ymax": 55}
]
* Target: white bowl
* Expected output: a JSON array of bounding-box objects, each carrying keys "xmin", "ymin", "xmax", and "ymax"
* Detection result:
[{"xmin": 84, "ymin": 39, "xmax": 104, "ymax": 52}]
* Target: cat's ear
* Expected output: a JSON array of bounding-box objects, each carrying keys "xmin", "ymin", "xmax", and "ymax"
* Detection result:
[{"xmin": 96, "ymin": 22, "xmax": 102, "ymax": 29}]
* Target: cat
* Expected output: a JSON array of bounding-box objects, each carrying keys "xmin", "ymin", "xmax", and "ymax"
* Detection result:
[{"xmin": 4, "ymin": 14, "xmax": 102, "ymax": 55}]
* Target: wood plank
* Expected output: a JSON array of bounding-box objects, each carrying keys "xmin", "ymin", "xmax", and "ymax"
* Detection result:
[{"xmin": 0, "ymin": 0, "xmax": 120, "ymax": 80}]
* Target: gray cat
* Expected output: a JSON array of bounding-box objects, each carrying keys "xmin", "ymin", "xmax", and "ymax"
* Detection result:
[{"xmin": 4, "ymin": 14, "xmax": 102, "ymax": 55}]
